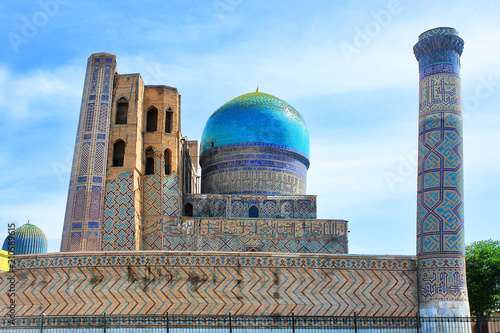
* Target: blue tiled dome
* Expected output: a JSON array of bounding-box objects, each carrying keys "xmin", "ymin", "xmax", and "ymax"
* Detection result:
[
  {"xmin": 199, "ymin": 91, "xmax": 310, "ymax": 195},
  {"xmin": 200, "ymin": 91, "xmax": 310, "ymax": 157},
  {"xmin": 2, "ymin": 223, "xmax": 48, "ymax": 255}
]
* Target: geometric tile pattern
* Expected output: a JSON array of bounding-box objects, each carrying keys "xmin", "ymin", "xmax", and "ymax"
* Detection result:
[
  {"xmin": 102, "ymin": 172, "xmax": 135, "ymax": 251},
  {"xmin": 281, "ymin": 201, "xmax": 293, "ymax": 219},
  {"xmin": 162, "ymin": 173, "xmax": 179, "ymax": 217},
  {"xmin": 60, "ymin": 54, "xmax": 116, "ymax": 252},
  {"xmin": 262, "ymin": 200, "xmax": 276, "ymax": 218},
  {"xmin": 143, "ymin": 173, "xmax": 161, "ymax": 216},
  {"xmin": 2, "ymin": 252, "xmax": 417, "ymax": 317},
  {"xmin": 414, "ymin": 29, "xmax": 468, "ymax": 303},
  {"xmin": 183, "ymin": 194, "xmax": 316, "ymax": 219},
  {"xmin": 231, "ymin": 201, "xmax": 244, "ymax": 217}
]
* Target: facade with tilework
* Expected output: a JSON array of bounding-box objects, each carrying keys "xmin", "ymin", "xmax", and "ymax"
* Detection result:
[{"xmin": 0, "ymin": 27, "xmax": 470, "ymax": 327}]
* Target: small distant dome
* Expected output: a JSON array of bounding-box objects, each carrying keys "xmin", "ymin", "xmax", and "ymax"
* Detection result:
[{"xmin": 2, "ymin": 222, "xmax": 48, "ymax": 255}]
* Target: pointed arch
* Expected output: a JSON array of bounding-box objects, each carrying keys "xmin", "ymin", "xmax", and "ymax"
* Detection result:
[
  {"xmin": 115, "ymin": 97, "xmax": 128, "ymax": 124},
  {"xmin": 146, "ymin": 107, "xmax": 158, "ymax": 132},
  {"xmin": 165, "ymin": 107, "xmax": 173, "ymax": 133},
  {"xmin": 249, "ymin": 205, "xmax": 259, "ymax": 218},
  {"xmin": 184, "ymin": 203, "xmax": 193, "ymax": 217},
  {"xmin": 164, "ymin": 148, "xmax": 171, "ymax": 175},
  {"xmin": 145, "ymin": 147, "xmax": 155, "ymax": 175},
  {"xmin": 112, "ymin": 140, "xmax": 126, "ymax": 167}
]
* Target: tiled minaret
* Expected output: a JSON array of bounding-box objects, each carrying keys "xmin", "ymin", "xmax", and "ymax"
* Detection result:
[
  {"xmin": 60, "ymin": 53, "xmax": 116, "ymax": 252},
  {"xmin": 413, "ymin": 28, "xmax": 469, "ymax": 318}
]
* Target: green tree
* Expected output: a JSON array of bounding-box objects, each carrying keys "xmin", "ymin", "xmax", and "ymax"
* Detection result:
[{"xmin": 465, "ymin": 239, "xmax": 500, "ymax": 316}]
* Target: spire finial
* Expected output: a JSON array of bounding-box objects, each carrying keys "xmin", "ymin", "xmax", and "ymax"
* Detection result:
[{"xmin": 256, "ymin": 86, "xmax": 259, "ymax": 93}]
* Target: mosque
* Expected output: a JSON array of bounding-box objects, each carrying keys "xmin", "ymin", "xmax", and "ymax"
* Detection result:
[{"xmin": 1, "ymin": 27, "xmax": 469, "ymax": 326}]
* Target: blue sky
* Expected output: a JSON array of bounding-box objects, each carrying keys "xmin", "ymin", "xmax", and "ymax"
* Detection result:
[{"xmin": 0, "ymin": 0, "xmax": 499, "ymax": 255}]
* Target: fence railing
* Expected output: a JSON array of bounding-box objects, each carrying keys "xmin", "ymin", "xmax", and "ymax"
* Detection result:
[{"xmin": 0, "ymin": 313, "xmax": 499, "ymax": 332}]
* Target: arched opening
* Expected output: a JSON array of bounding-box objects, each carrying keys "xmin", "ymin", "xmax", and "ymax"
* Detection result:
[
  {"xmin": 164, "ymin": 149, "xmax": 171, "ymax": 175},
  {"xmin": 112, "ymin": 140, "xmax": 125, "ymax": 167},
  {"xmin": 184, "ymin": 203, "xmax": 193, "ymax": 217},
  {"xmin": 165, "ymin": 108, "xmax": 172, "ymax": 133},
  {"xmin": 249, "ymin": 205, "xmax": 259, "ymax": 218},
  {"xmin": 146, "ymin": 108, "xmax": 158, "ymax": 132},
  {"xmin": 115, "ymin": 97, "xmax": 128, "ymax": 124},
  {"xmin": 145, "ymin": 148, "xmax": 155, "ymax": 175}
]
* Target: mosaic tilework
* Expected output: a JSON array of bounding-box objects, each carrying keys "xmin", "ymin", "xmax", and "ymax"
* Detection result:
[
  {"xmin": 231, "ymin": 201, "xmax": 244, "ymax": 217},
  {"xmin": 142, "ymin": 217, "xmax": 347, "ymax": 254},
  {"xmin": 281, "ymin": 201, "xmax": 293, "ymax": 219},
  {"xmin": 102, "ymin": 172, "xmax": 136, "ymax": 251},
  {"xmin": 213, "ymin": 199, "xmax": 226, "ymax": 217},
  {"xmin": 2, "ymin": 252, "xmax": 417, "ymax": 317},
  {"xmin": 419, "ymin": 74, "xmax": 461, "ymax": 115},
  {"xmin": 144, "ymin": 175, "xmax": 161, "ymax": 216},
  {"xmin": 183, "ymin": 194, "xmax": 317, "ymax": 219},
  {"xmin": 414, "ymin": 28, "xmax": 468, "ymax": 305},
  {"xmin": 200, "ymin": 143, "xmax": 308, "ymax": 195},
  {"xmin": 61, "ymin": 53, "xmax": 116, "ymax": 252},
  {"xmin": 194, "ymin": 199, "xmax": 210, "ymax": 217},
  {"xmin": 162, "ymin": 174, "xmax": 179, "ymax": 216},
  {"xmin": 418, "ymin": 27, "xmax": 459, "ymax": 40},
  {"xmin": 88, "ymin": 186, "xmax": 101, "ymax": 220}
]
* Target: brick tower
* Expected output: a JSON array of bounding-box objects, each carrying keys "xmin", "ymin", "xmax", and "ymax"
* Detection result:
[
  {"xmin": 60, "ymin": 53, "xmax": 198, "ymax": 252},
  {"xmin": 413, "ymin": 27, "xmax": 470, "ymax": 319}
]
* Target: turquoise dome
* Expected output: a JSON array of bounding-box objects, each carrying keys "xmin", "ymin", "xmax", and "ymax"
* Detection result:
[
  {"xmin": 200, "ymin": 91, "xmax": 310, "ymax": 158},
  {"xmin": 2, "ymin": 223, "xmax": 48, "ymax": 255}
]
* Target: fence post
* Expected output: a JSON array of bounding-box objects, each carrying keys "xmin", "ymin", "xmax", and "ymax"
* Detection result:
[
  {"xmin": 166, "ymin": 312, "xmax": 170, "ymax": 333},
  {"xmin": 354, "ymin": 312, "xmax": 357, "ymax": 333},
  {"xmin": 416, "ymin": 312, "xmax": 420, "ymax": 333},
  {"xmin": 103, "ymin": 313, "xmax": 106, "ymax": 333},
  {"xmin": 229, "ymin": 312, "xmax": 232, "ymax": 333},
  {"xmin": 291, "ymin": 313, "xmax": 295, "ymax": 333},
  {"xmin": 40, "ymin": 313, "xmax": 46, "ymax": 333}
]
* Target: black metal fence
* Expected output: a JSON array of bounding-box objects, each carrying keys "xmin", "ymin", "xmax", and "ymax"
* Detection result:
[{"xmin": 0, "ymin": 314, "xmax": 499, "ymax": 332}]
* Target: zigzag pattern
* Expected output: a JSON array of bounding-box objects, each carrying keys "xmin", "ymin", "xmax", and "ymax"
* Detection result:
[{"xmin": 0, "ymin": 253, "xmax": 417, "ymax": 317}]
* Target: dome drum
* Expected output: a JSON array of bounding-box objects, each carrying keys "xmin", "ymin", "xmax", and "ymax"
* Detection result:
[{"xmin": 200, "ymin": 143, "xmax": 308, "ymax": 195}]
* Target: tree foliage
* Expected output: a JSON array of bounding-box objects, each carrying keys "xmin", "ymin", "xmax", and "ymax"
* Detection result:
[{"xmin": 465, "ymin": 239, "xmax": 500, "ymax": 316}]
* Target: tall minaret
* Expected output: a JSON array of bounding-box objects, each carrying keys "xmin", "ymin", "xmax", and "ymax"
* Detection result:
[
  {"xmin": 60, "ymin": 53, "xmax": 116, "ymax": 252},
  {"xmin": 413, "ymin": 28, "xmax": 469, "ymax": 319}
]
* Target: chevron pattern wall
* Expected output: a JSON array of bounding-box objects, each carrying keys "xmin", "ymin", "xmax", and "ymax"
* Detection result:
[{"xmin": 0, "ymin": 252, "xmax": 417, "ymax": 317}]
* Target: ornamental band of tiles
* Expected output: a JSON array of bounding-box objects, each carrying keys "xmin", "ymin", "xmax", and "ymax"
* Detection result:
[{"xmin": 413, "ymin": 27, "xmax": 470, "ymax": 316}]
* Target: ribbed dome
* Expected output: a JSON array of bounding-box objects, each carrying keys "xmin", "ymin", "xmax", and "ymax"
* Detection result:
[
  {"xmin": 200, "ymin": 91, "xmax": 310, "ymax": 158},
  {"xmin": 200, "ymin": 91, "xmax": 310, "ymax": 195},
  {"xmin": 2, "ymin": 223, "xmax": 48, "ymax": 255}
]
